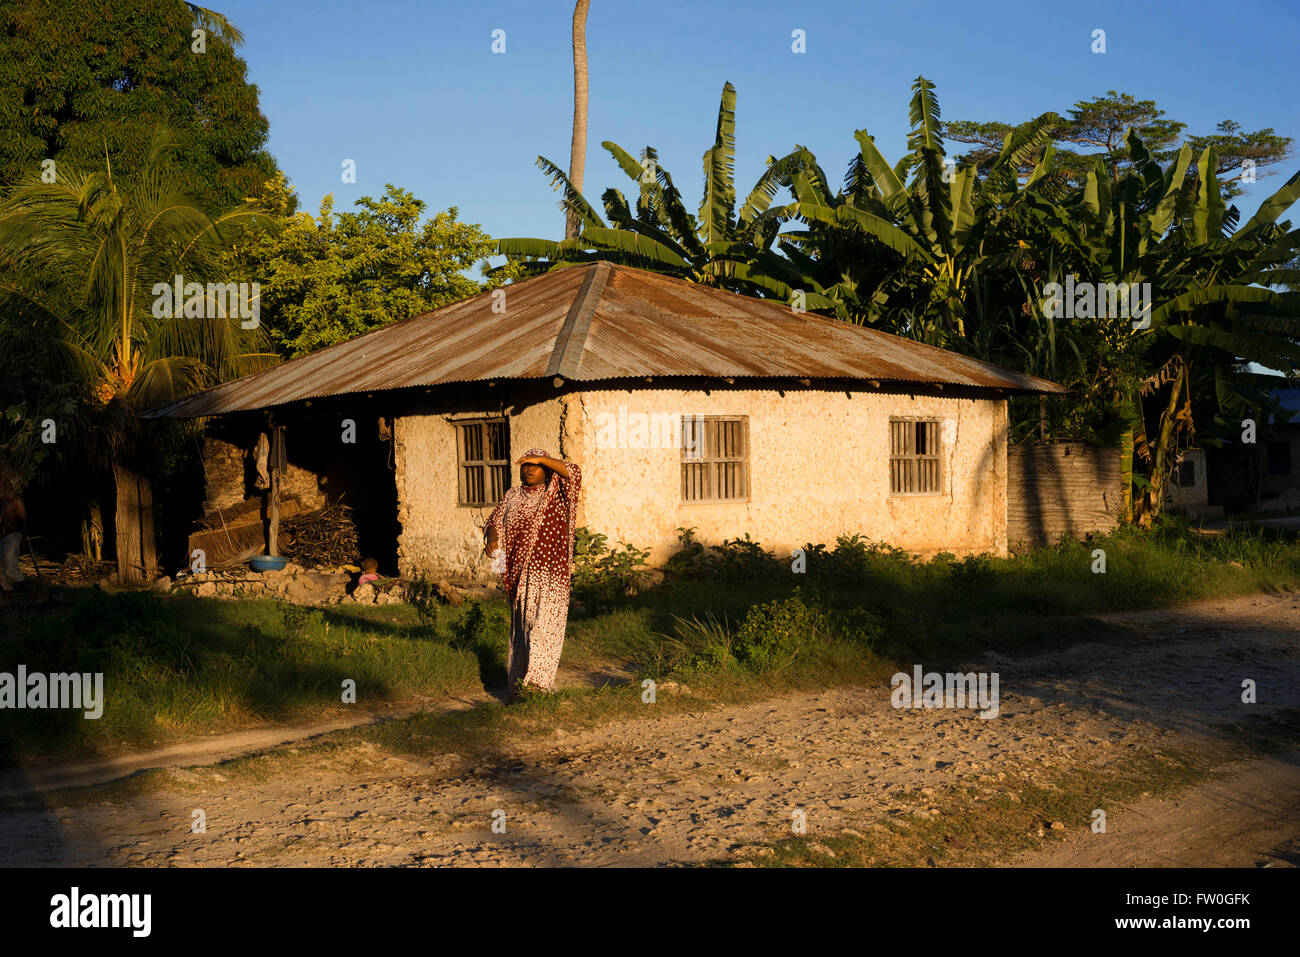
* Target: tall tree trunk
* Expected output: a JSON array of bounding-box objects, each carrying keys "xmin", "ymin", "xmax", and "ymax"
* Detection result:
[
  {"xmin": 113, "ymin": 462, "xmax": 158, "ymax": 583},
  {"xmin": 565, "ymin": 0, "xmax": 591, "ymax": 240},
  {"xmin": 1135, "ymin": 367, "xmax": 1187, "ymax": 527},
  {"xmin": 1119, "ymin": 429, "xmax": 1134, "ymax": 524}
]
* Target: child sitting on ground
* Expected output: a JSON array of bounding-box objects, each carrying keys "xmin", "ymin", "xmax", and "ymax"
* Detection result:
[{"xmin": 357, "ymin": 557, "xmax": 380, "ymax": 585}]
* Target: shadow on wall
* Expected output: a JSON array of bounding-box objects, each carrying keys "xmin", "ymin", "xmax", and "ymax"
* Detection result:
[{"xmin": 1008, "ymin": 443, "xmax": 1122, "ymax": 549}]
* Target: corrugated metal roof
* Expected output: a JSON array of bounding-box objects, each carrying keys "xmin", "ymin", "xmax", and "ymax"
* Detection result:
[{"xmin": 149, "ymin": 261, "xmax": 1066, "ymax": 417}]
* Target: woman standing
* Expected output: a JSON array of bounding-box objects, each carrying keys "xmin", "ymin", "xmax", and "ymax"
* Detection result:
[{"xmin": 484, "ymin": 449, "xmax": 582, "ymax": 701}]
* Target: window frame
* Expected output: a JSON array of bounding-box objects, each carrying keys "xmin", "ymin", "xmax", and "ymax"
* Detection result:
[
  {"xmin": 888, "ymin": 416, "xmax": 945, "ymax": 496},
  {"xmin": 680, "ymin": 414, "xmax": 750, "ymax": 504},
  {"xmin": 454, "ymin": 417, "xmax": 511, "ymax": 507}
]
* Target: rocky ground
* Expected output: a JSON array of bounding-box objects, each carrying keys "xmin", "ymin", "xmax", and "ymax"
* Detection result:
[
  {"xmin": 1, "ymin": 592, "xmax": 1296, "ymax": 867},
  {"xmin": 161, "ymin": 563, "xmax": 474, "ymax": 607}
]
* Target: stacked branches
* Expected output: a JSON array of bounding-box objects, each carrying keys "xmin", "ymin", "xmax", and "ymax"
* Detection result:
[{"xmin": 280, "ymin": 503, "xmax": 358, "ymax": 568}]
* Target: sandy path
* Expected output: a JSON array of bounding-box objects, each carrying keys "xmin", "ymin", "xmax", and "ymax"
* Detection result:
[
  {"xmin": 1012, "ymin": 752, "xmax": 1300, "ymax": 867},
  {"xmin": 1, "ymin": 591, "xmax": 1296, "ymax": 867}
]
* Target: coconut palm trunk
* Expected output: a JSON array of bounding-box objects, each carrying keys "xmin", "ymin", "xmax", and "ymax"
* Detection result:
[
  {"xmin": 565, "ymin": 0, "xmax": 591, "ymax": 240},
  {"xmin": 113, "ymin": 461, "xmax": 159, "ymax": 583}
]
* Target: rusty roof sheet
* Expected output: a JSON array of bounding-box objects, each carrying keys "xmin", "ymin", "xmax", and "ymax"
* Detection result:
[{"xmin": 149, "ymin": 261, "xmax": 1066, "ymax": 417}]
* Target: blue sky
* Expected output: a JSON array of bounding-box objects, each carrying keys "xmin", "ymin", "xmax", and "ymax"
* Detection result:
[{"xmin": 223, "ymin": 0, "xmax": 1300, "ymax": 243}]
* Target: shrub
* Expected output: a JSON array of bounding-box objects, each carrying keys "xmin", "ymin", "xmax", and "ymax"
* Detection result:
[
  {"xmin": 732, "ymin": 589, "xmax": 827, "ymax": 674},
  {"xmin": 407, "ymin": 577, "xmax": 443, "ymax": 629},
  {"xmin": 713, "ymin": 533, "xmax": 786, "ymax": 580},
  {"xmin": 823, "ymin": 606, "xmax": 886, "ymax": 647},
  {"xmin": 571, "ymin": 526, "xmax": 652, "ymax": 607},
  {"xmin": 663, "ymin": 527, "xmax": 788, "ymax": 584},
  {"xmin": 662, "ymin": 526, "xmax": 710, "ymax": 580},
  {"xmin": 449, "ymin": 599, "xmax": 508, "ymax": 650}
]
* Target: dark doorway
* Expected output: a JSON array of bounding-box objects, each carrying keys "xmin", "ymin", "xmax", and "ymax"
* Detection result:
[{"xmin": 320, "ymin": 416, "xmax": 400, "ymax": 574}]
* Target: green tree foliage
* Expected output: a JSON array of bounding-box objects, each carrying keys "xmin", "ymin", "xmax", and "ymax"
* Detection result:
[
  {"xmin": 0, "ymin": 0, "xmax": 279, "ymax": 212},
  {"xmin": 503, "ymin": 76, "xmax": 1300, "ymax": 526},
  {"xmin": 765, "ymin": 76, "xmax": 1060, "ymax": 343},
  {"xmin": 945, "ymin": 92, "xmax": 1293, "ymax": 198},
  {"xmin": 227, "ymin": 179, "xmax": 515, "ymax": 358}
]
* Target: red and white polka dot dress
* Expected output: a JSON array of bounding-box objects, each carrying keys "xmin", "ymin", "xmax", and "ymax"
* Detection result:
[{"xmin": 486, "ymin": 460, "xmax": 582, "ymax": 694}]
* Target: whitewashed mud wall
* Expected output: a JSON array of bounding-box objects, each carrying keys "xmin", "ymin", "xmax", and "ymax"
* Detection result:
[
  {"xmin": 394, "ymin": 396, "xmax": 581, "ymax": 580},
  {"xmin": 571, "ymin": 388, "xmax": 1008, "ymax": 562}
]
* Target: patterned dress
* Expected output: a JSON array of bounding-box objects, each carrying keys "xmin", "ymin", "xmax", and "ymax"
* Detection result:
[{"xmin": 486, "ymin": 460, "xmax": 582, "ymax": 694}]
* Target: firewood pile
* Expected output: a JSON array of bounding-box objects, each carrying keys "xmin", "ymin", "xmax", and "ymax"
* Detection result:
[
  {"xmin": 280, "ymin": 502, "xmax": 359, "ymax": 567},
  {"xmin": 55, "ymin": 554, "xmax": 117, "ymax": 584}
]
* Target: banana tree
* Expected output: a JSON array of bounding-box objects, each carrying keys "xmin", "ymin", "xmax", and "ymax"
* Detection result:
[
  {"xmin": 1101, "ymin": 136, "xmax": 1300, "ymax": 523},
  {"xmin": 761, "ymin": 76, "xmax": 1060, "ymax": 342},
  {"xmin": 497, "ymin": 83, "xmax": 843, "ymax": 313}
]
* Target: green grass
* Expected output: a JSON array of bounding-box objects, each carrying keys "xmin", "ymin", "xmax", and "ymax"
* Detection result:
[
  {"xmin": 1, "ymin": 518, "xmax": 1296, "ymax": 770},
  {"xmin": 0, "ymin": 592, "xmax": 494, "ymax": 767}
]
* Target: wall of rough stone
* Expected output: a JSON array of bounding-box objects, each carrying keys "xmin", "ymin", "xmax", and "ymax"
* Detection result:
[
  {"xmin": 392, "ymin": 383, "xmax": 1009, "ymax": 579},
  {"xmin": 200, "ymin": 435, "xmax": 328, "ymax": 516},
  {"xmin": 571, "ymin": 387, "xmax": 1007, "ymax": 562}
]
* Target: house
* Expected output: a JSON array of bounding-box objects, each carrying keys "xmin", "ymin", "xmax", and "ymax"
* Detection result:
[
  {"xmin": 1203, "ymin": 386, "xmax": 1300, "ymax": 511},
  {"xmin": 151, "ymin": 262, "xmax": 1066, "ymax": 579},
  {"xmin": 1170, "ymin": 448, "xmax": 1211, "ymax": 516}
]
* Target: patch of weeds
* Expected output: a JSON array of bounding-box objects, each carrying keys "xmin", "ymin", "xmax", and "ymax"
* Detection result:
[
  {"xmin": 406, "ymin": 577, "xmax": 443, "ymax": 633},
  {"xmin": 732, "ymin": 589, "xmax": 826, "ymax": 675},
  {"xmin": 572, "ymin": 526, "xmax": 652, "ymax": 607}
]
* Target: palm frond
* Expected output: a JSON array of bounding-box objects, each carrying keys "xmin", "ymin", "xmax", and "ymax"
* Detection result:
[
  {"xmin": 699, "ymin": 83, "xmax": 738, "ymax": 248},
  {"xmin": 535, "ymin": 155, "xmax": 606, "ymax": 231},
  {"xmin": 906, "ymin": 76, "xmax": 944, "ymax": 155}
]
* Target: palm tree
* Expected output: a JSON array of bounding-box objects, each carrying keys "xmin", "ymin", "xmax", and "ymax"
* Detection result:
[
  {"xmin": 184, "ymin": 2, "xmax": 246, "ymax": 46},
  {"xmin": 0, "ymin": 128, "xmax": 276, "ymax": 581},
  {"xmin": 1017, "ymin": 127, "xmax": 1300, "ymax": 521},
  {"xmin": 566, "ymin": 1, "xmax": 592, "ymax": 240},
  {"xmin": 1122, "ymin": 141, "xmax": 1300, "ymax": 522}
]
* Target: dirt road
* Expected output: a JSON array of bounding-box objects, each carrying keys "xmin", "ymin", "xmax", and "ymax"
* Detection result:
[{"xmin": 1, "ymin": 592, "xmax": 1296, "ymax": 867}]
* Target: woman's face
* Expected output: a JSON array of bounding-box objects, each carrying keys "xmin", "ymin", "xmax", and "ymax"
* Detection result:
[{"xmin": 520, "ymin": 463, "xmax": 546, "ymax": 486}]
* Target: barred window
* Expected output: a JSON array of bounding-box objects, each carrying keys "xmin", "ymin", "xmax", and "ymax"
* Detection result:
[
  {"xmin": 889, "ymin": 418, "xmax": 943, "ymax": 494},
  {"xmin": 457, "ymin": 419, "xmax": 510, "ymax": 506},
  {"xmin": 681, "ymin": 415, "xmax": 749, "ymax": 502}
]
